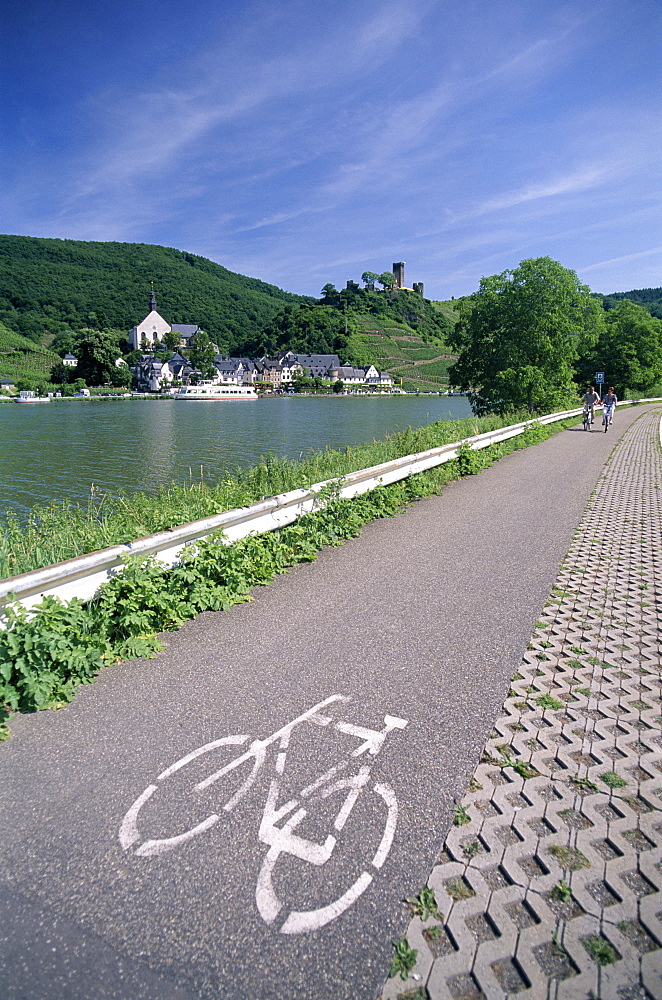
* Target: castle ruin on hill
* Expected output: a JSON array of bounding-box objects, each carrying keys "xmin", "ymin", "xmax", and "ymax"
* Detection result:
[{"xmin": 347, "ymin": 262, "xmax": 423, "ymax": 296}]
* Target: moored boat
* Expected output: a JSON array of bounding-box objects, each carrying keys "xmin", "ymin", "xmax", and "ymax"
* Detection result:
[
  {"xmin": 14, "ymin": 390, "xmax": 51, "ymax": 404},
  {"xmin": 173, "ymin": 382, "xmax": 258, "ymax": 400}
]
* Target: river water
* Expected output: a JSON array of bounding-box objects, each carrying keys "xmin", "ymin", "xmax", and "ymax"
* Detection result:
[{"xmin": 1, "ymin": 394, "xmax": 472, "ymax": 518}]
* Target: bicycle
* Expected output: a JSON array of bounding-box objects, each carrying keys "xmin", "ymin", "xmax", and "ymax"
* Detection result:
[
  {"xmin": 602, "ymin": 403, "xmax": 614, "ymax": 432},
  {"xmin": 582, "ymin": 405, "xmax": 592, "ymax": 431},
  {"xmin": 119, "ymin": 695, "xmax": 408, "ymax": 934}
]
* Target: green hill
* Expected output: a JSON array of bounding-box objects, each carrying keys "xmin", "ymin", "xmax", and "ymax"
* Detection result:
[
  {"xmin": 250, "ymin": 283, "xmax": 458, "ymax": 390},
  {"xmin": 431, "ymin": 299, "xmax": 462, "ymax": 324},
  {"xmin": 0, "ymin": 320, "xmax": 60, "ymax": 388},
  {"xmin": 600, "ymin": 286, "xmax": 662, "ymax": 319},
  {"xmin": 0, "ymin": 235, "xmax": 312, "ymax": 353},
  {"xmin": 348, "ymin": 316, "xmax": 457, "ymax": 390}
]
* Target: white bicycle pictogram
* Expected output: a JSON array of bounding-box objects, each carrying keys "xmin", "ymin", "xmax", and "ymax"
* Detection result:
[{"xmin": 119, "ymin": 695, "xmax": 408, "ymax": 934}]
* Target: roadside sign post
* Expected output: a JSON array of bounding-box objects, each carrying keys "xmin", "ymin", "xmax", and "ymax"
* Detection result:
[{"xmin": 595, "ymin": 372, "xmax": 604, "ymax": 386}]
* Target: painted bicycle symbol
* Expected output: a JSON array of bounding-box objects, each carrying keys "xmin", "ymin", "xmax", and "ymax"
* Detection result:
[{"xmin": 119, "ymin": 695, "xmax": 408, "ymax": 934}]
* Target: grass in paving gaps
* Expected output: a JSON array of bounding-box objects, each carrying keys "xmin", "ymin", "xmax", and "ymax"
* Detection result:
[
  {"xmin": 570, "ymin": 777, "xmax": 599, "ymax": 793},
  {"xmin": 581, "ymin": 935, "xmax": 620, "ymax": 966},
  {"xmin": 536, "ymin": 694, "xmax": 565, "ymax": 710},
  {"xmin": 548, "ymin": 845, "xmax": 591, "ymax": 871},
  {"xmin": 599, "ymin": 771, "xmax": 628, "ymax": 789},
  {"xmin": 444, "ymin": 877, "xmax": 475, "ymax": 901}
]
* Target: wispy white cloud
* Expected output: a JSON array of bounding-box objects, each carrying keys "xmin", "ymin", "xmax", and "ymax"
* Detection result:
[
  {"xmin": 467, "ymin": 165, "xmax": 611, "ymax": 217},
  {"xmin": 64, "ymin": 0, "xmax": 429, "ymax": 207},
  {"xmin": 580, "ymin": 247, "xmax": 662, "ymax": 273}
]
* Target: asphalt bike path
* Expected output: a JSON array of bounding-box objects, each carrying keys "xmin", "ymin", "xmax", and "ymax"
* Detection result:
[{"xmin": 0, "ymin": 405, "xmax": 655, "ymax": 1000}]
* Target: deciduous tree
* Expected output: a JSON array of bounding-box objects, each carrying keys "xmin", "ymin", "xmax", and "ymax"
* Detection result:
[
  {"xmin": 575, "ymin": 299, "xmax": 662, "ymax": 396},
  {"xmin": 49, "ymin": 362, "xmax": 71, "ymax": 385},
  {"xmin": 74, "ymin": 329, "xmax": 123, "ymax": 386},
  {"xmin": 163, "ymin": 330, "xmax": 183, "ymax": 351},
  {"xmin": 450, "ymin": 257, "xmax": 604, "ymax": 414},
  {"xmin": 189, "ymin": 331, "xmax": 217, "ymax": 379}
]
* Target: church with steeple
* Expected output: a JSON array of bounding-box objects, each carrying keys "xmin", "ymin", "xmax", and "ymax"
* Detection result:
[{"xmin": 127, "ymin": 284, "xmax": 205, "ymax": 351}]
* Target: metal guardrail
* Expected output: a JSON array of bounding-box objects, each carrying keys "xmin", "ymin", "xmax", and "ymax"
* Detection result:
[{"xmin": 2, "ymin": 401, "xmax": 660, "ymax": 614}]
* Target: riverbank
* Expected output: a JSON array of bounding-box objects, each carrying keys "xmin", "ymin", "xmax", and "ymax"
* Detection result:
[
  {"xmin": 1, "ymin": 394, "xmax": 473, "ymax": 522},
  {"xmin": 0, "ymin": 410, "xmax": 583, "ymax": 725},
  {"xmin": 2, "ymin": 408, "xmax": 549, "ymax": 579}
]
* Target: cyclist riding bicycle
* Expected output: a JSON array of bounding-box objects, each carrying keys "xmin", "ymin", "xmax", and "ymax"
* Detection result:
[
  {"xmin": 602, "ymin": 386, "xmax": 618, "ymax": 425},
  {"xmin": 581, "ymin": 385, "xmax": 601, "ymax": 424}
]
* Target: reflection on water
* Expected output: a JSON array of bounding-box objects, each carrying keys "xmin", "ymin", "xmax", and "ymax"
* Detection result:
[{"xmin": 1, "ymin": 395, "xmax": 472, "ymax": 518}]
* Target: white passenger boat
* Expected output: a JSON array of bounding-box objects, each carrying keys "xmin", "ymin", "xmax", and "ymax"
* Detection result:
[
  {"xmin": 14, "ymin": 390, "xmax": 51, "ymax": 404},
  {"xmin": 173, "ymin": 382, "xmax": 258, "ymax": 400}
]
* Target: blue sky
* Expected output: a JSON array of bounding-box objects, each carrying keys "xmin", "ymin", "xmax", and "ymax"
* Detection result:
[{"xmin": 1, "ymin": 0, "xmax": 660, "ymax": 299}]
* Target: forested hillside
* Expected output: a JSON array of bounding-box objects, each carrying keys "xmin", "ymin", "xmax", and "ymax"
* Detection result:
[
  {"xmin": 234, "ymin": 282, "xmax": 456, "ymax": 388},
  {"xmin": 0, "ymin": 235, "xmax": 311, "ymax": 353},
  {"xmin": 599, "ymin": 287, "xmax": 662, "ymax": 319}
]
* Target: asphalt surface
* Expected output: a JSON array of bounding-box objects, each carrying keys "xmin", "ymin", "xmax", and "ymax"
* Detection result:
[{"xmin": 0, "ymin": 406, "xmax": 653, "ymax": 1000}]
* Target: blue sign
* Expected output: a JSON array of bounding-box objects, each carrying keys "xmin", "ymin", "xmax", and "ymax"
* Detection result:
[{"xmin": 595, "ymin": 372, "xmax": 604, "ymax": 383}]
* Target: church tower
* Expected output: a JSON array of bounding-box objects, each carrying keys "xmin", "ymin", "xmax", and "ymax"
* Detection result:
[{"xmin": 128, "ymin": 282, "xmax": 171, "ymax": 349}]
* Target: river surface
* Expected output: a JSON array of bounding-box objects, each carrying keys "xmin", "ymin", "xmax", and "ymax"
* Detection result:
[{"xmin": 1, "ymin": 394, "xmax": 472, "ymax": 518}]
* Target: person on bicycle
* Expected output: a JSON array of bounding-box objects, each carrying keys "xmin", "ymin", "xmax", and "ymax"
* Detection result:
[
  {"xmin": 581, "ymin": 386, "xmax": 601, "ymax": 424},
  {"xmin": 602, "ymin": 386, "xmax": 618, "ymax": 424}
]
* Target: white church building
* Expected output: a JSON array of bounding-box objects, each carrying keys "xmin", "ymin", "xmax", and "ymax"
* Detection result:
[{"xmin": 128, "ymin": 287, "xmax": 205, "ymax": 350}]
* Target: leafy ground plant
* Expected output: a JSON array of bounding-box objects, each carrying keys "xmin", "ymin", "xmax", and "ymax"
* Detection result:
[
  {"xmin": 405, "ymin": 887, "xmax": 440, "ymax": 921},
  {"xmin": 389, "ymin": 936, "xmax": 418, "ymax": 980},
  {"xmin": 551, "ymin": 879, "xmax": 573, "ymax": 902},
  {"xmin": 452, "ymin": 803, "xmax": 471, "ymax": 826}
]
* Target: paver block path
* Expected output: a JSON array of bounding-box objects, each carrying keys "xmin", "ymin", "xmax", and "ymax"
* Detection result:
[{"xmin": 382, "ymin": 409, "xmax": 662, "ymax": 1000}]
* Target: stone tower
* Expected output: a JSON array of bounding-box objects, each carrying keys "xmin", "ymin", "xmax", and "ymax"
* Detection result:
[{"xmin": 392, "ymin": 262, "xmax": 405, "ymax": 288}]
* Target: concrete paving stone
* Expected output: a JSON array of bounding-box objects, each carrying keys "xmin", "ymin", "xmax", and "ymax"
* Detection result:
[{"xmin": 382, "ymin": 409, "xmax": 662, "ymax": 999}]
